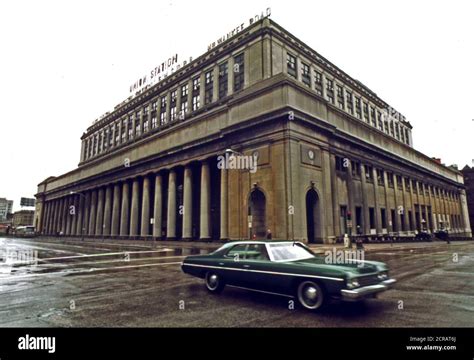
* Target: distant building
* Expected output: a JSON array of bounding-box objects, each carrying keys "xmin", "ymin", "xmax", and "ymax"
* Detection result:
[
  {"xmin": 12, "ymin": 210, "xmax": 35, "ymax": 227},
  {"xmin": 461, "ymin": 165, "xmax": 474, "ymax": 235},
  {"xmin": 0, "ymin": 198, "xmax": 13, "ymax": 221}
]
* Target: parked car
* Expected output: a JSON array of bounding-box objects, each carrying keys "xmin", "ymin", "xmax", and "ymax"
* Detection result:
[
  {"xmin": 415, "ymin": 231, "xmax": 433, "ymax": 241},
  {"xmin": 181, "ymin": 241, "xmax": 396, "ymax": 311}
]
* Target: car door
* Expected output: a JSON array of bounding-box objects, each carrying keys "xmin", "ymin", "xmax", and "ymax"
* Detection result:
[
  {"xmin": 236, "ymin": 244, "xmax": 284, "ymax": 292},
  {"xmin": 220, "ymin": 244, "xmax": 249, "ymax": 287}
]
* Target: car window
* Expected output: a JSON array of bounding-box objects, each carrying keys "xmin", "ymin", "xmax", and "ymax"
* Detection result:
[
  {"xmin": 245, "ymin": 244, "xmax": 270, "ymax": 261},
  {"xmin": 225, "ymin": 244, "xmax": 248, "ymax": 260}
]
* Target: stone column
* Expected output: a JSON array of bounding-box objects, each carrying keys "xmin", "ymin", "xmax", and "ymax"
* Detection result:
[
  {"xmin": 153, "ymin": 174, "xmax": 163, "ymax": 238},
  {"xmin": 76, "ymin": 194, "xmax": 84, "ymax": 236},
  {"xmin": 360, "ymin": 164, "xmax": 370, "ymax": 234},
  {"xmin": 200, "ymin": 161, "xmax": 211, "ymax": 240},
  {"xmin": 220, "ymin": 167, "xmax": 228, "ymax": 240},
  {"xmin": 130, "ymin": 178, "xmax": 140, "ymax": 236},
  {"xmin": 95, "ymin": 188, "xmax": 105, "ymax": 236},
  {"xmin": 103, "ymin": 186, "xmax": 112, "ymax": 236},
  {"xmin": 88, "ymin": 190, "xmax": 97, "ymax": 236},
  {"xmin": 329, "ymin": 154, "xmax": 340, "ymax": 238},
  {"xmin": 83, "ymin": 192, "xmax": 90, "ymax": 236},
  {"xmin": 64, "ymin": 196, "xmax": 74, "ymax": 235},
  {"xmin": 111, "ymin": 183, "xmax": 121, "ymax": 236},
  {"xmin": 120, "ymin": 182, "xmax": 130, "ymax": 236},
  {"xmin": 167, "ymin": 170, "xmax": 177, "ymax": 239},
  {"xmin": 141, "ymin": 177, "xmax": 151, "ymax": 236},
  {"xmin": 60, "ymin": 197, "xmax": 68, "ymax": 235},
  {"xmin": 183, "ymin": 166, "xmax": 193, "ymax": 240},
  {"xmin": 53, "ymin": 199, "xmax": 60, "ymax": 234},
  {"xmin": 70, "ymin": 196, "xmax": 78, "ymax": 235},
  {"xmin": 372, "ymin": 168, "xmax": 382, "ymax": 235}
]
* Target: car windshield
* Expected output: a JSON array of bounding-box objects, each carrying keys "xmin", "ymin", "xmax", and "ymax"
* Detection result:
[{"xmin": 268, "ymin": 243, "xmax": 314, "ymax": 262}]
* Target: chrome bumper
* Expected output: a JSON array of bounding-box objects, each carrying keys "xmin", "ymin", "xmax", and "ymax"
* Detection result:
[{"xmin": 340, "ymin": 278, "xmax": 397, "ymax": 300}]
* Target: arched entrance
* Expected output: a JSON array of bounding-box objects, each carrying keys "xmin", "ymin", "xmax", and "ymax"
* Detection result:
[
  {"xmin": 249, "ymin": 189, "xmax": 266, "ymax": 239},
  {"xmin": 306, "ymin": 189, "xmax": 322, "ymax": 243}
]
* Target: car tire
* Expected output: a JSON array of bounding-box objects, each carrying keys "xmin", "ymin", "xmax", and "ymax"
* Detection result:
[
  {"xmin": 296, "ymin": 280, "xmax": 326, "ymax": 311},
  {"xmin": 205, "ymin": 272, "xmax": 225, "ymax": 294}
]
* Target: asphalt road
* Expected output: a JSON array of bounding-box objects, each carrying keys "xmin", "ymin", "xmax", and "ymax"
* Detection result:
[{"xmin": 0, "ymin": 237, "xmax": 473, "ymax": 327}]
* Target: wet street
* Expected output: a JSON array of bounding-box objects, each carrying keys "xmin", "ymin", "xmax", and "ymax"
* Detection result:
[{"xmin": 0, "ymin": 237, "xmax": 473, "ymax": 327}]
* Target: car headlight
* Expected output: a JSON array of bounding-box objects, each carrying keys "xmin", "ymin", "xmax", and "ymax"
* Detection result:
[
  {"xmin": 377, "ymin": 271, "xmax": 388, "ymax": 280},
  {"xmin": 346, "ymin": 279, "xmax": 360, "ymax": 289}
]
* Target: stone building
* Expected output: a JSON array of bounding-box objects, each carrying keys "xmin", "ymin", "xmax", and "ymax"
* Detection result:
[
  {"xmin": 0, "ymin": 198, "xmax": 13, "ymax": 222},
  {"xmin": 12, "ymin": 210, "xmax": 35, "ymax": 227},
  {"xmin": 34, "ymin": 17, "xmax": 472, "ymax": 243}
]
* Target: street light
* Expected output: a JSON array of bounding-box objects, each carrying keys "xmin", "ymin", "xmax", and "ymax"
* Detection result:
[{"xmin": 70, "ymin": 191, "xmax": 85, "ymax": 242}]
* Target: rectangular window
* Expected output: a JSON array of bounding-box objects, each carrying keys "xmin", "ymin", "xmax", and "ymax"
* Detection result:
[
  {"xmin": 369, "ymin": 207, "xmax": 375, "ymax": 229},
  {"xmin": 108, "ymin": 126, "xmax": 113, "ymax": 147},
  {"xmin": 218, "ymin": 62, "xmax": 228, "ymax": 99},
  {"xmin": 180, "ymin": 100, "xmax": 188, "ymax": 118},
  {"xmin": 351, "ymin": 160, "xmax": 361, "ymax": 177},
  {"xmin": 336, "ymin": 85, "xmax": 344, "ymax": 109},
  {"xmin": 396, "ymin": 175, "xmax": 403, "ymax": 190},
  {"xmin": 135, "ymin": 111, "xmax": 141, "ymax": 136},
  {"xmin": 400, "ymin": 126, "xmax": 405, "ymax": 143},
  {"xmin": 205, "ymin": 70, "xmax": 213, "ymax": 104},
  {"xmin": 405, "ymin": 177, "xmax": 411, "ymax": 191},
  {"xmin": 346, "ymin": 91, "xmax": 353, "ymax": 114},
  {"xmin": 151, "ymin": 101, "xmax": 158, "ymax": 129},
  {"xmin": 287, "ymin": 53, "xmax": 296, "ymax": 78},
  {"xmin": 390, "ymin": 121, "xmax": 395, "ymax": 136},
  {"xmin": 170, "ymin": 90, "xmax": 177, "ymax": 121},
  {"xmin": 233, "ymin": 53, "xmax": 244, "ymax": 92},
  {"xmin": 335, "ymin": 156, "xmax": 348, "ymax": 172},
  {"xmin": 381, "ymin": 208, "xmax": 387, "ymax": 229},
  {"xmin": 127, "ymin": 116, "xmax": 133, "ymax": 140},
  {"xmin": 314, "ymin": 70, "xmax": 323, "ymax": 96},
  {"xmin": 387, "ymin": 172, "xmax": 394, "ymax": 187},
  {"xmin": 405, "ymin": 128, "xmax": 410, "ymax": 145},
  {"xmin": 395, "ymin": 123, "xmax": 400, "ymax": 140},
  {"xmin": 192, "ymin": 77, "xmax": 200, "ymax": 111},
  {"xmin": 181, "ymin": 84, "xmax": 188, "ymax": 98},
  {"xmin": 364, "ymin": 165, "xmax": 373, "ymax": 182},
  {"xmin": 121, "ymin": 119, "xmax": 127, "ymax": 142},
  {"xmin": 160, "ymin": 95, "xmax": 167, "ymax": 125},
  {"xmin": 326, "ymin": 79, "xmax": 334, "ymax": 104},
  {"xmin": 384, "ymin": 120, "xmax": 389, "ymax": 134},
  {"xmin": 376, "ymin": 168, "xmax": 384, "ymax": 186},
  {"xmin": 355, "ymin": 97, "xmax": 362, "ymax": 119},
  {"xmin": 142, "ymin": 107, "xmax": 149, "ymax": 133},
  {"xmin": 377, "ymin": 111, "xmax": 383, "ymax": 131},
  {"xmin": 363, "ymin": 102, "xmax": 369, "ymax": 123},
  {"xmin": 301, "ymin": 62, "xmax": 310, "ymax": 86},
  {"xmin": 370, "ymin": 107, "xmax": 376, "ymax": 127},
  {"xmin": 355, "ymin": 207, "xmax": 362, "ymax": 233},
  {"xmin": 115, "ymin": 122, "xmax": 120, "ymax": 144}
]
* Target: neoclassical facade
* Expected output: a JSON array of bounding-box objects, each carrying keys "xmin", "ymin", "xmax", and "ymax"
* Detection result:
[{"xmin": 34, "ymin": 18, "xmax": 472, "ymax": 243}]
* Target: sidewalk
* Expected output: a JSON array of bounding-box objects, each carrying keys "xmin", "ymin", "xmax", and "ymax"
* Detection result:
[
  {"xmin": 307, "ymin": 240, "xmax": 473, "ymax": 254},
  {"xmin": 23, "ymin": 236, "xmax": 474, "ymax": 254}
]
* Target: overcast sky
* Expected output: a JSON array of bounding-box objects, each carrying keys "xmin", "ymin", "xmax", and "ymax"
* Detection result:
[{"xmin": 1, "ymin": 0, "xmax": 473, "ymax": 211}]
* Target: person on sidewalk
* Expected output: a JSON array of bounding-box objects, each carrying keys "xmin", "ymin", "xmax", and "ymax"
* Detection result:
[{"xmin": 266, "ymin": 229, "xmax": 272, "ymax": 240}]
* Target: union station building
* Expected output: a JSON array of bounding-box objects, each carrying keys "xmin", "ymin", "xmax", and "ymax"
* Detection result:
[{"xmin": 34, "ymin": 17, "xmax": 472, "ymax": 243}]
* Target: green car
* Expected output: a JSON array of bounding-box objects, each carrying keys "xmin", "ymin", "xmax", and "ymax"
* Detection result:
[{"xmin": 181, "ymin": 241, "xmax": 396, "ymax": 311}]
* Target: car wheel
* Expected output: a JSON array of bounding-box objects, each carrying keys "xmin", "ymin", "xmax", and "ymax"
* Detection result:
[
  {"xmin": 205, "ymin": 272, "xmax": 225, "ymax": 294},
  {"xmin": 296, "ymin": 280, "xmax": 325, "ymax": 310}
]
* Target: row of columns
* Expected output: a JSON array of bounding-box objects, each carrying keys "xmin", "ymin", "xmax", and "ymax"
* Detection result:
[
  {"xmin": 41, "ymin": 161, "xmax": 229, "ymax": 241},
  {"xmin": 335, "ymin": 155, "xmax": 466, "ymax": 237}
]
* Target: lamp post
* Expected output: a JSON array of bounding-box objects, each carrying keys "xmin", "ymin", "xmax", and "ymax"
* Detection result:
[{"xmin": 70, "ymin": 191, "xmax": 86, "ymax": 242}]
